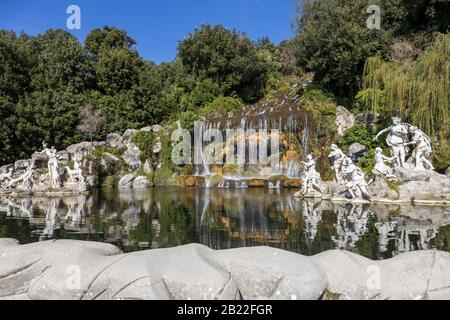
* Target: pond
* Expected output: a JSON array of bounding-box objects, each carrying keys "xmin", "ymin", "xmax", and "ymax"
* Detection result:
[{"xmin": 1, "ymin": 188, "xmax": 449, "ymax": 260}]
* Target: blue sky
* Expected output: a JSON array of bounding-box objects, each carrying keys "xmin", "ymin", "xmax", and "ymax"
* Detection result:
[{"xmin": 0, "ymin": 0, "xmax": 298, "ymax": 64}]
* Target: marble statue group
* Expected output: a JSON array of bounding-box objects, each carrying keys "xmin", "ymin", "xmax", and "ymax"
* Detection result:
[
  {"xmin": 299, "ymin": 117, "xmax": 435, "ymax": 201},
  {"xmin": 0, "ymin": 142, "xmax": 85, "ymax": 193}
]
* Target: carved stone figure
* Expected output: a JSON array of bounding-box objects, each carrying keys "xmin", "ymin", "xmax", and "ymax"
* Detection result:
[
  {"xmin": 3, "ymin": 162, "xmax": 36, "ymax": 190},
  {"xmin": 374, "ymin": 117, "xmax": 410, "ymax": 168},
  {"xmin": 404, "ymin": 126, "xmax": 434, "ymax": 171},
  {"xmin": 328, "ymin": 144, "xmax": 346, "ymax": 183},
  {"xmin": 300, "ymin": 154, "xmax": 325, "ymax": 194},
  {"xmin": 341, "ymin": 157, "xmax": 371, "ymax": 201},
  {"xmin": 65, "ymin": 158, "xmax": 85, "ymax": 184},
  {"xmin": 371, "ymin": 147, "xmax": 398, "ymax": 182},
  {"xmin": 41, "ymin": 143, "xmax": 62, "ymax": 189},
  {"xmin": 0, "ymin": 167, "xmax": 13, "ymax": 188}
]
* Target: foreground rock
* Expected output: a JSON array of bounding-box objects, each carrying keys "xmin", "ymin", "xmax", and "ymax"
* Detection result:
[
  {"xmin": 1, "ymin": 239, "xmax": 449, "ymax": 300},
  {"xmin": 0, "ymin": 239, "xmax": 326, "ymax": 300}
]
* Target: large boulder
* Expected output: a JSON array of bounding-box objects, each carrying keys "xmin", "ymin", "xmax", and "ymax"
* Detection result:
[
  {"xmin": 122, "ymin": 144, "xmax": 141, "ymax": 170},
  {"xmin": 335, "ymin": 106, "xmax": 355, "ymax": 137},
  {"xmin": 397, "ymin": 173, "xmax": 450, "ymax": 204},
  {"xmin": 106, "ymin": 133, "xmax": 123, "ymax": 149},
  {"xmin": 394, "ymin": 167, "xmax": 431, "ymax": 182},
  {"xmin": 121, "ymin": 129, "xmax": 139, "ymax": 146},
  {"xmin": 178, "ymin": 176, "xmax": 205, "ymax": 188},
  {"xmin": 314, "ymin": 250, "xmax": 450, "ymax": 300},
  {"xmin": 368, "ymin": 176, "xmax": 399, "ymax": 201},
  {"xmin": 132, "ymin": 176, "xmax": 151, "ymax": 188},
  {"xmin": 348, "ymin": 143, "xmax": 368, "ymax": 162},
  {"xmin": 118, "ymin": 174, "xmax": 135, "ymax": 189},
  {"xmin": 67, "ymin": 142, "xmax": 105, "ymax": 161},
  {"xmin": 0, "ymin": 240, "xmax": 327, "ymax": 300}
]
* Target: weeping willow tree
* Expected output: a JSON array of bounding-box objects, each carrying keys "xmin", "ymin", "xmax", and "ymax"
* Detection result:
[{"xmin": 360, "ymin": 33, "xmax": 450, "ymax": 169}]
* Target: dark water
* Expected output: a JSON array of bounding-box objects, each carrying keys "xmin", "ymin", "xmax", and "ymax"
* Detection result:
[{"xmin": 1, "ymin": 188, "xmax": 450, "ymax": 260}]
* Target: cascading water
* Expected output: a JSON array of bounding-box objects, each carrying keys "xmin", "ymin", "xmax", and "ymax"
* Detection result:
[{"xmin": 192, "ymin": 81, "xmax": 319, "ymax": 187}]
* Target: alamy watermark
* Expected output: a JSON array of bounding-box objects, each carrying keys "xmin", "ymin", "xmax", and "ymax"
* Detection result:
[
  {"xmin": 367, "ymin": 5, "xmax": 381, "ymax": 30},
  {"xmin": 66, "ymin": 5, "xmax": 81, "ymax": 30},
  {"xmin": 171, "ymin": 121, "xmax": 281, "ymax": 167}
]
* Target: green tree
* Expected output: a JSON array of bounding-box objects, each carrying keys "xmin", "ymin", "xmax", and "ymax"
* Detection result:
[
  {"xmin": 29, "ymin": 29, "xmax": 92, "ymax": 93},
  {"xmin": 84, "ymin": 26, "xmax": 136, "ymax": 58},
  {"xmin": 294, "ymin": 0, "xmax": 389, "ymax": 97},
  {"xmin": 178, "ymin": 24, "xmax": 269, "ymax": 102}
]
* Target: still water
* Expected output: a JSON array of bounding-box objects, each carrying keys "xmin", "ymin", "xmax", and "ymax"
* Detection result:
[{"xmin": 1, "ymin": 188, "xmax": 449, "ymax": 260}]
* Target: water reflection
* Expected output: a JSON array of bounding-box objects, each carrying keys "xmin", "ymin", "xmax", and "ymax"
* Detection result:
[{"xmin": 1, "ymin": 189, "xmax": 450, "ymax": 260}]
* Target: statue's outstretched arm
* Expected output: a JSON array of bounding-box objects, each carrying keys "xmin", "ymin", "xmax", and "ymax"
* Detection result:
[{"xmin": 374, "ymin": 127, "xmax": 391, "ymax": 140}]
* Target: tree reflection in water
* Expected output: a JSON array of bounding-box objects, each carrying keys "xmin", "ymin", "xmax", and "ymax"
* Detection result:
[{"xmin": 1, "ymin": 188, "xmax": 450, "ymax": 260}]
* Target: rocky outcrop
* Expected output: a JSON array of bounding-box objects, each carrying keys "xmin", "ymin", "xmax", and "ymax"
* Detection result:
[
  {"xmin": 335, "ymin": 106, "xmax": 355, "ymax": 136},
  {"xmin": 348, "ymin": 143, "xmax": 368, "ymax": 162},
  {"xmin": 1, "ymin": 239, "xmax": 449, "ymax": 300},
  {"xmin": 178, "ymin": 176, "xmax": 205, "ymax": 188},
  {"xmin": 122, "ymin": 143, "xmax": 141, "ymax": 169},
  {"xmin": 446, "ymin": 167, "xmax": 450, "ymax": 178}
]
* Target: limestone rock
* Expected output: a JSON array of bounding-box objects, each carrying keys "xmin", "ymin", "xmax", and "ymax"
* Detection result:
[
  {"xmin": 67, "ymin": 142, "xmax": 105, "ymax": 160},
  {"xmin": 394, "ymin": 167, "xmax": 431, "ymax": 182},
  {"xmin": 122, "ymin": 143, "xmax": 141, "ymax": 169},
  {"xmin": 106, "ymin": 133, "xmax": 123, "ymax": 149},
  {"xmin": 152, "ymin": 139, "xmax": 162, "ymax": 154},
  {"xmin": 313, "ymin": 250, "xmax": 450, "ymax": 300},
  {"xmin": 368, "ymin": 176, "xmax": 399, "ymax": 201},
  {"xmin": 121, "ymin": 129, "xmax": 139, "ymax": 146},
  {"xmin": 335, "ymin": 106, "xmax": 355, "ymax": 136},
  {"xmin": 247, "ymin": 179, "xmax": 268, "ymax": 188},
  {"xmin": 14, "ymin": 159, "xmax": 31, "ymax": 169},
  {"xmin": 348, "ymin": 143, "xmax": 368, "ymax": 162},
  {"xmin": 132, "ymin": 176, "xmax": 151, "ymax": 188},
  {"xmin": 0, "ymin": 240, "xmax": 326, "ymax": 300},
  {"xmin": 118, "ymin": 174, "xmax": 134, "ymax": 189},
  {"xmin": 151, "ymin": 125, "xmax": 163, "ymax": 133},
  {"xmin": 284, "ymin": 179, "xmax": 302, "ymax": 188},
  {"xmin": 57, "ymin": 150, "xmax": 70, "ymax": 162},
  {"xmin": 178, "ymin": 176, "xmax": 205, "ymax": 188},
  {"xmin": 143, "ymin": 160, "xmax": 153, "ymax": 174}
]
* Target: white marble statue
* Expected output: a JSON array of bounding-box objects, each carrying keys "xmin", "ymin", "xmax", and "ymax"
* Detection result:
[
  {"xmin": 300, "ymin": 154, "xmax": 325, "ymax": 194},
  {"xmin": 0, "ymin": 167, "xmax": 13, "ymax": 188},
  {"xmin": 66, "ymin": 158, "xmax": 85, "ymax": 184},
  {"xmin": 40, "ymin": 143, "xmax": 62, "ymax": 189},
  {"xmin": 374, "ymin": 117, "xmax": 410, "ymax": 168},
  {"xmin": 3, "ymin": 162, "xmax": 35, "ymax": 190},
  {"xmin": 404, "ymin": 126, "xmax": 434, "ymax": 171},
  {"xmin": 328, "ymin": 144, "xmax": 346, "ymax": 183},
  {"xmin": 371, "ymin": 147, "xmax": 398, "ymax": 182},
  {"xmin": 341, "ymin": 157, "xmax": 371, "ymax": 200}
]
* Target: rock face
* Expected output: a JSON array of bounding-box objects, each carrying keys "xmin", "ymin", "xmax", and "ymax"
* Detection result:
[
  {"xmin": 446, "ymin": 167, "xmax": 450, "ymax": 178},
  {"xmin": 67, "ymin": 142, "xmax": 105, "ymax": 161},
  {"xmin": 348, "ymin": 143, "xmax": 368, "ymax": 162},
  {"xmin": 122, "ymin": 143, "xmax": 141, "ymax": 169},
  {"xmin": 106, "ymin": 133, "xmax": 123, "ymax": 149},
  {"xmin": 118, "ymin": 174, "xmax": 135, "ymax": 189},
  {"xmin": 368, "ymin": 176, "xmax": 399, "ymax": 201},
  {"xmin": 335, "ymin": 106, "xmax": 355, "ymax": 136},
  {"xmin": 0, "ymin": 239, "xmax": 327, "ymax": 300},
  {"xmin": 178, "ymin": 176, "xmax": 205, "ymax": 188},
  {"xmin": 132, "ymin": 176, "xmax": 151, "ymax": 188}
]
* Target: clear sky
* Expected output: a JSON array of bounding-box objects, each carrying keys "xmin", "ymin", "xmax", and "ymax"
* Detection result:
[{"xmin": 0, "ymin": 0, "xmax": 298, "ymax": 64}]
